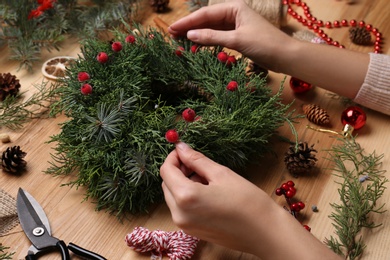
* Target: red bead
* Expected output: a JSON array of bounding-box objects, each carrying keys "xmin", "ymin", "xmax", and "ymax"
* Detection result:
[
  {"xmin": 359, "ymin": 21, "xmax": 365, "ymax": 27},
  {"xmin": 325, "ymin": 21, "xmax": 332, "ymax": 28},
  {"xmin": 376, "ymin": 37, "xmax": 382, "ymax": 43},
  {"xmin": 307, "ymin": 21, "xmax": 313, "ymax": 29},
  {"xmin": 372, "ymin": 28, "xmax": 379, "ymax": 34},
  {"xmin": 311, "ymin": 17, "xmax": 317, "ymax": 22},
  {"xmin": 326, "ymin": 37, "xmax": 333, "ymax": 44},
  {"xmin": 318, "ymin": 29, "xmax": 324, "ymax": 35},
  {"xmin": 321, "ymin": 33, "xmax": 328, "ymax": 39},
  {"xmin": 290, "ymin": 77, "xmax": 313, "ymax": 93},
  {"xmin": 375, "ymin": 45, "xmax": 381, "ymax": 52},
  {"xmin": 341, "ymin": 106, "xmax": 367, "ymax": 130},
  {"xmin": 287, "ymin": 180, "xmax": 295, "ymax": 187},
  {"xmin": 366, "ymin": 24, "xmax": 373, "ymax": 31},
  {"xmin": 275, "ymin": 188, "xmax": 284, "ymax": 196},
  {"xmin": 341, "ymin": 19, "xmax": 348, "ymax": 26},
  {"xmin": 350, "ymin": 20, "xmax": 357, "ymax": 26},
  {"xmin": 332, "ymin": 41, "xmax": 340, "ymax": 47},
  {"xmin": 313, "ymin": 25, "xmax": 319, "ymax": 32},
  {"xmin": 317, "ymin": 20, "xmax": 324, "ymax": 27},
  {"xmin": 333, "ymin": 20, "xmax": 340, "ymax": 27}
]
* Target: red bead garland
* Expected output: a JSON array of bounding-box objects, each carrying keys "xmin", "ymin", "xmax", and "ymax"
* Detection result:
[{"xmin": 283, "ymin": 0, "xmax": 383, "ymax": 53}]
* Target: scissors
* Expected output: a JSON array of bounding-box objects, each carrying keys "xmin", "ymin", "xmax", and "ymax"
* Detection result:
[{"xmin": 17, "ymin": 188, "xmax": 107, "ymax": 260}]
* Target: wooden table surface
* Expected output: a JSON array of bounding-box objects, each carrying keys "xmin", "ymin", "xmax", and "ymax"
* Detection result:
[{"xmin": 1, "ymin": 0, "xmax": 390, "ymax": 259}]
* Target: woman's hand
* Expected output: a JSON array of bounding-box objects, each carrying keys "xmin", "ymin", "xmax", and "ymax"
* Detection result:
[{"xmin": 160, "ymin": 142, "xmax": 341, "ymax": 259}]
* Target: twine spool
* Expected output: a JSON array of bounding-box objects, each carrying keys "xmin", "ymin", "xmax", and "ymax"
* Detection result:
[{"xmin": 208, "ymin": 0, "xmax": 287, "ymax": 27}]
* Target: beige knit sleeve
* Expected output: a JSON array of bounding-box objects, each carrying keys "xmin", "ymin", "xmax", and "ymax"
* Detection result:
[{"xmin": 353, "ymin": 53, "xmax": 390, "ymax": 116}]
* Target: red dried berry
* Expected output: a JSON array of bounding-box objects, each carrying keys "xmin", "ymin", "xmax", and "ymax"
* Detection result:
[
  {"xmin": 217, "ymin": 51, "xmax": 228, "ymax": 63},
  {"xmin": 291, "ymin": 203, "xmax": 301, "ymax": 212},
  {"xmin": 165, "ymin": 129, "xmax": 179, "ymax": 143},
  {"xmin": 97, "ymin": 52, "xmax": 109, "ymax": 63},
  {"xmin": 297, "ymin": 201, "xmax": 305, "ymax": 210},
  {"xmin": 125, "ymin": 35, "xmax": 136, "ymax": 44},
  {"xmin": 112, "ymin": 42, "xmax": 123, "ymax": 52},
  {"xmin": 287, "ymin": 180, "xmax": 295, "ymax": 187},
  {"xmin": 275, "ymin": 188, "xmax": 283, "ymax": 196},
  {"xmin": 285, "ymin": 190, "xmax": 295, "ymax": 198},
  {"xmin": 182, "ymin": 108, "xmax": 196, "ymax": 122},
  {"xmin": 80, "ymin": 83, "xmax": 93, "ymax": 95},
  {"xmin": 226, "ymin": 81, "xmax": 238, "ymax": 92},
  {"xmin": 226, "ymin": 55, "xmax": 237, "ymax": 67},
  {"xmin": 281, "ymin": 183, "xmax": 289, "ymax": 191},
  {"xmin": 175, "ymin": 46, "xmax": 185, "ymax": 57},
  {"xmin": 77, "ymin": 72, "xmax": 90, "ymax": 82},
  {"xmin": 190, "ymin": 44, "xmax": 199, "ymax": 54}
]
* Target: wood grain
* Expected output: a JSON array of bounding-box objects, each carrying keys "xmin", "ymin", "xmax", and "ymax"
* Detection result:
[{"xmin": 1, "ymin": 0, "xmax": 390, "ymax": 259}]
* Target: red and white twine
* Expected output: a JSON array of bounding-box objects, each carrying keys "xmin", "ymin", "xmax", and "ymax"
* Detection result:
[{"xmin": 125, "ymin": 227, "xmax": 200, "ymax": 260}]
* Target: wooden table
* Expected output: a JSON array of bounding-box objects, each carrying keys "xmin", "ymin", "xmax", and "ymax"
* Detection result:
[{"xmin": 1, "ymin": 0, "xmax": 390, "ymax": 259}]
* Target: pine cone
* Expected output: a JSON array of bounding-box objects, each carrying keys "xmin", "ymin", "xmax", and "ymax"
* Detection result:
[
  {"xmin": 349, "ymin": 27, "xmax": 372, "ymax": 45},
  {"xmin": 284, "ymin": 142, "xmax": 317, "ymax": 175},
  {"xmin": 1, "ymin": 146, "xmax": 27, "ymax": 173},
  {"xmin": 302, "ymin": 104, "xmax": 330, "ymax": 125},
  {"xmin": 0, "ymin": 73, "xmax": 21, "ymax": 101},
  {"xmin": 150, "ymin": 0, "xmax": 169, "ymax": 12}
]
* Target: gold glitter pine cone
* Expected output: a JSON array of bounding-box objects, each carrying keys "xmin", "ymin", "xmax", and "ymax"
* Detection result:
[
  {"xmin": 1, "ymin": 146, "xmax": 27, "ymax": 173},
  {"xmin": 284, "ymin": 142, "xmax": 317, "ymax": 175},
  {"xmin": 0, "ymin": 73, "xmax": 21, "ymax": 101}
]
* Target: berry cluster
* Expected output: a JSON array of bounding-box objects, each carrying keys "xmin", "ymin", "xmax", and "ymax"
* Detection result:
[
  {"xmin": 165, "ymin": 108, "xmax": 199, "ymax": 143},
  {"xmin": 275, "ymin": 180, "xmax": 310, "ymax": 231}
]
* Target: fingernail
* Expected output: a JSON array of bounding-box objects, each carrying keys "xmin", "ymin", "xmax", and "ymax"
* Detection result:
[
  {"xmin": 176, "ymin": 142, "xmax": 190, "ymax": 151},
  {"xmin": 187, "ymin": 30, "xmax": 199, "ymax": 41}
]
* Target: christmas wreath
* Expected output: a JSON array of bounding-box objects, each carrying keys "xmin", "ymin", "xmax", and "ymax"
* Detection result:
[{"xmin": 47, "ymin": 24, "xmax": 298, "ymax": 215}]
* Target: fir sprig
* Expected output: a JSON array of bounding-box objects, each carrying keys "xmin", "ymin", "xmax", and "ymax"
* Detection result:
[
  {"xmin": 0, "ymin": 244, "xmax": 14, "ymax": 260},
  {"xmin": 325, "ymin": 137, "xmax": 388, "ymax": 260},
  {"xmin": 46, "ymin": 25, "xmax": 299, "ymax": 215},
  {"xmin": 0, "ymin": 81, "xmax": 59, "ymax": 129}
]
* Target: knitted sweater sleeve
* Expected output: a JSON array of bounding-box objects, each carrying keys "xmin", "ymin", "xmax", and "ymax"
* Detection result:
[{"xmin": 353, "ymin": 53, "xmax": 390, "ymax": 115}]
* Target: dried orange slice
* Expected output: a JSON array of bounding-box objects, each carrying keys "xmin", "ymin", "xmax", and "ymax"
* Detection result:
[{"xmin": 42, "ymin": 56, "xmax": 77, "ymax": 81}]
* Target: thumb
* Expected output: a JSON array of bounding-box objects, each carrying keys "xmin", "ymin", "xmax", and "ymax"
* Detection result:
[
  {"xmin": 187, "ymin": 29, "xmax": 235, "ymax": 48},
  {"xmin": 175, "ymin": 142, "xmax": 225, "ymax": 181}
]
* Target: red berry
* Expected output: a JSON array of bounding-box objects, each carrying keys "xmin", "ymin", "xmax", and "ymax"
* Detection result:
[
  {"xmin": 275, "ymin": 188, "xmax": 283, "ymax": 196},
  {"xmin": 175, "ymin": 46, "xmax": 185, "ymax": 56},
  {"xmin": 281, "ymin": 183, "xmax": 289, "ymax": 191},
  {"xmin": 226, "ymin": 55, "xmax": 237, "ymax": 67},
  {"xmin": 125, "ymin": 35, "xmax": 136, "ymax": 44},
  {"xmin": 182, "ymin": 108, "xmax": 196, "ymax": 122},
  {"xmin": 190, "ymin": 44, "xmax": 199, "ymax": 54},
  {"xmin": 165, "ymin": 129, "xmax": 179, "ymax": 143},
  {"xmin": 97, "ymin": 52, "xmax": 109, "ymax": 63},
  {"xmin": 112, "ymin": 41, "xmax": 123, "ymax": 52},
  {"xmin": 297, "ymin": 201, "xmax": 305, "ymax": 210},
  {"xmin": 226, "ymin": 81, "xmax": 238, "ymax": 92},
  {"xmin": 80, "ymin": 83, "xmax": 93, "ymax": 95},
  {"xmin": 291, "ymin": 203, "xmax": 301, "ymax": 212},
  {"xmin": 287, "ymin": 180, "xmax": 295, "ymax": 187},
  {"xmin": 285, "ymin": 190, "xmax": 295, "ymax": 198},
  {"xmin": 77, "ymin": 72, "xmax": 90, "ymax": 82},
  {"xmin": 217, "ymin": 51, "xmax": 228, "ymax": 63}
]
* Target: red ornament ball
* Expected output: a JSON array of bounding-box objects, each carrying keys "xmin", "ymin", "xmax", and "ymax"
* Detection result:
[
  {"xmin": 77, "ymin": 72, "xmax": 90, "ymax": 82},
  {"xmin": 217, "ymin": 51, "xmax": 228, "ymax": 63},
  {"xmin": 125, "ymin": 35, "xmax": 136, "ymax": 44},
  {"xmin": 226, "ymin": 81, "xmax": 238, "ymax": 92},
  {"xmin": 165, "ymin": 129, "xmax": 179, "ymax": 143},
  {"xmin": 97, "ymin": 52, "xmax": 109, "ymax": 63},
  {"xmin": 341, "ymin": 106, "xmax": 366, "ymax": 130},
  {"xmin": 112, "ymin": 42, "xmax": 123, "ymax": 52},
  {"xmin": 80, "ymin": 83, "xmax": 93, "ymax": 95},
  {"xmin": 290, "ymin": 77, "xmax": 313, "ymax": 93},
  {"xmin": 182, "ymin": 108, "xmax": 196, "ymax": 122}
]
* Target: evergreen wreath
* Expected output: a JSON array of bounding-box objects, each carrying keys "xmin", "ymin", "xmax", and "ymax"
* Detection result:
[{"xmin": 47, "ymin": 23, "xmax": 298, "ymax": 215}]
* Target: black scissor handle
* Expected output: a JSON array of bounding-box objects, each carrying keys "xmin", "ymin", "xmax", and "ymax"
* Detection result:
[
  {"xmin": 25, "ymin": 240, "xmax": 70, "ymax": 260},
  {"xmin": 68, "ymin": 242, "xmax": 107, "ymax": 260}
]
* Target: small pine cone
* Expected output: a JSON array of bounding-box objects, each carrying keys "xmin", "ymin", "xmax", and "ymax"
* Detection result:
[
  {"xmin": 284, "ymin": 142, "xmax": 317, "ymax": 175},
  {"xmin": 1, "ymin": 146, "xmax": 27, "ymax": 173},
  {"xmin": 302, "ymin": 104, "xmax": 330, "ymax": 125},
  {"xmin": 0, "ymin": 73, "xmax": 21, "ymax": 101},
  {"xmin": 349, "ymin": 27, "xmax": 372, "ymax": 45},
  {"xmin": 150, "ymin": 0, "xmax": 169, "ymax": 12}
]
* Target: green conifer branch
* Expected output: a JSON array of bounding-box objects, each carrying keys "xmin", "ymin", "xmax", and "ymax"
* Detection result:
[
  {"xmin": 325, "ymin": 137, "xmax": 388, "ymax": 260},
  {"xmin": 0, "ymin": 81, "xmax": 60, "ymax": 129},
  {"xmin": 0, "ymin": 244, "xmax": 14, "ymax": 260}
]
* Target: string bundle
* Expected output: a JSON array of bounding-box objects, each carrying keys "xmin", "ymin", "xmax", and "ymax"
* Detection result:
[
  {"xmin": 208, "ymin": 0, "xmax": 287, "ymax": 27},
  {"xmin": 125, "ymin": 227, "xmax": 200, "ymax": 260}
]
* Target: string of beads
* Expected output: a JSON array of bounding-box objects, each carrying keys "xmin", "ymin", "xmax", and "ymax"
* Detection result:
[
  {"xmin": 283, "ymin": 0, "xmax": 382, "ymax": 53},
  {"xmin": 125, "ymin": 227, "xmax": 199, "ymax": 260}
]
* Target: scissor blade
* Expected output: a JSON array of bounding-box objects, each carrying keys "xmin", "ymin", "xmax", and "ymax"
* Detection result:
[{"xmin": 17, "ymin": 188, "xmax": 58, "ymax": 250}]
